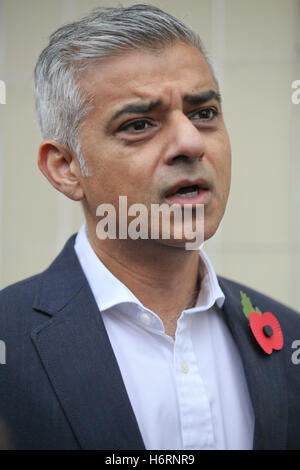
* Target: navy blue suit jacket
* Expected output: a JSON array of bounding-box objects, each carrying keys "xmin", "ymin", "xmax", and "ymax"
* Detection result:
[{"xmin": 0, "ymin": 235, "xmax": 300, "ymax": 450}]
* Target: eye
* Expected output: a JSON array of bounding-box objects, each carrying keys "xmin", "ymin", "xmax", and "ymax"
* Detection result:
[
  {"xmin": 191, "ymin": 107, "xmax": 219, "ymax": 122},
  {"xmin": 119, "ymin": 119, "xmax": 152, "ymax": 132}
]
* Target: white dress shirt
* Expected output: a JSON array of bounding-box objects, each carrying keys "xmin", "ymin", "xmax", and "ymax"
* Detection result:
[{"xmin": 74, "ymin": 224, "xmax": 254, "ymax": 450}]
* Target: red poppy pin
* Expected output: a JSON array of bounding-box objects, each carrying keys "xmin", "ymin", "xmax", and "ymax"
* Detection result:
[{"xmin": 240, "ymin": 291, "xmax": 284, "ymax": 355}]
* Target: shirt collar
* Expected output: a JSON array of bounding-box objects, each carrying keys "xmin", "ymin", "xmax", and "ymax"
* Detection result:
[{"xmin": 74, "ymin": 223, "xmax": 225, "ymax": 313}]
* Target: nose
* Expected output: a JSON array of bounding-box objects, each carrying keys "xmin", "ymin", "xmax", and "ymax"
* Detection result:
[{"xmin": 163, "ymin": 112, "xmax": 206, "ymax": 165}]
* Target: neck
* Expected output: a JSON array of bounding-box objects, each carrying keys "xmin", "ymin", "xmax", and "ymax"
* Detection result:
[{"xmin": 86, "ymin": 222, "xmax": 201, "ymax": 335}]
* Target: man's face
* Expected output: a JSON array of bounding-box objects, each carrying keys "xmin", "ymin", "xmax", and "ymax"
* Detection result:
[{"xmin": 77, "ymin": 42, "xmax": 231, "ymax": 243}]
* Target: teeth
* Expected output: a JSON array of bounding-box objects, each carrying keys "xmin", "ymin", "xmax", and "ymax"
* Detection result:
[{"xmin": 174, "ymin": 190, "xmax": 199, "ymax": 198}]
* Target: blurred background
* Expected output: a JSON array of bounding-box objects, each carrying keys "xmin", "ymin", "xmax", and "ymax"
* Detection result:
[{"xmin": 0, "ymin": 0, "xmax": 299, "ymax": 311}]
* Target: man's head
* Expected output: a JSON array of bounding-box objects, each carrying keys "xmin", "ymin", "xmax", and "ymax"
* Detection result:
[
  {"xmin": 35, "ymin": 4, "xmax": 231, "ymax": 246},
  {"xmin": 34, "ymin": 4, "xmax": 215, "ymax": 177}
]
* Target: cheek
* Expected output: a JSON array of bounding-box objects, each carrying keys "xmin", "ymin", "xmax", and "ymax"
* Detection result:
[
  {"xmin": 86, "ymin": 156, "xmax": 152, "ymax": 208},
  {"xmin": 220, "ymin": 151, "xmax": 231, "ymax": 189},
  {"xmin": 223, "ymin": 143, "xmax": 232, "ymax": 193},
  {"xmin": 213, "ymin": 135, "xmax": 232, "ymax": 190}
]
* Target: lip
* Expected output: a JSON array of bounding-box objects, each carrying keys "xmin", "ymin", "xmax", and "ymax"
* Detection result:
[{"xmin": 164, "ymin": 177, "xmax": 212, "ymax": 207}]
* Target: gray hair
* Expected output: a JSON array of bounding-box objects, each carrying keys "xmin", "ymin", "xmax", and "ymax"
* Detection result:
[{"xmin": 33, "ymin": 4, "xmax": 217, "ymax": 177}]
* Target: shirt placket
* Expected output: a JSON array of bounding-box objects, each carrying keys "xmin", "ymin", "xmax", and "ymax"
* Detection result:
[{"xmin": 173, "ymin": 313, "xmax": 215, "ymax": 450}]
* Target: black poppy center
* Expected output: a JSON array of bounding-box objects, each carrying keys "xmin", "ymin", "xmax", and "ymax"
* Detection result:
[{"xmin": 263, "ymin": 324, "xmax": 274, "ymax": 338}]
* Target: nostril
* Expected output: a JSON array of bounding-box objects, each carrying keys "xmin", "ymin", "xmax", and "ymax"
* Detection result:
[
  {"xmin": 172, "ymin": 155, "xmax": 189, "ymax": 162},
  {"xmin": 170, "ymin": 150, "xmax": 205, "ymax": 164}
]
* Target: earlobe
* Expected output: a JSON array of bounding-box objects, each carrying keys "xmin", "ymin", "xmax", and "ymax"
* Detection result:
[{"xmin": 38, "ymin": 140, "xmax": 85, "ymax": 201}]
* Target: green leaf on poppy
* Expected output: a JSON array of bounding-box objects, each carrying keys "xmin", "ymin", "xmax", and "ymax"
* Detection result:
[
  {"xmin": 255, "ymin": 306, "xmax": 263, "ymax": 316},
  {"xmin": 240, "ymin": 290, "xmax": 255, "ymax": 320},
  {"xmin": 240, "ymin": 291, "xmax": 263, "ymax": 319}
]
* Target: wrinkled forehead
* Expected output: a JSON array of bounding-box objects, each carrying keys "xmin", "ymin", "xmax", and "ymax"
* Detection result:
[{"xmin": 78, "ymin": 42, "xmax": 218, "ymax": 113}]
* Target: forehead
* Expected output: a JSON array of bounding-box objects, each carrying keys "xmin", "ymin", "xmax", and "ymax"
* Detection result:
[{"xmin": 79, "ymin": 42, "xmax": 217, "ymax": 112}]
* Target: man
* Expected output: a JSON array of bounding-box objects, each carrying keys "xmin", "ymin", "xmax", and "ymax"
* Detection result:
[{"xmin": 0, "ymin": 4, "xmax": 299, "ymax": 450}]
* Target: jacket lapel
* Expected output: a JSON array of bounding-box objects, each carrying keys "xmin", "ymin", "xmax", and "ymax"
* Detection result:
[
  {"xmin": 218, "ymin": 277, "xmax": 288, "ymax": 450},
  {"xmin": 31, "ymin": 236, "xmax": 145, "ymax": 450}
]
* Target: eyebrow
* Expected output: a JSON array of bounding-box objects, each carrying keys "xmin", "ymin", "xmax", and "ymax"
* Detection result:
[
  {"xmin": 108, "ymin": 100, "xmax": 163, "ymax": 125},
  {"xmin": 108, "ymin": 89, "xmax": 221, "ymax": 125},
  {"xmin": 183, "ymin": 89, "xmax": 222, "ymax": 105}
]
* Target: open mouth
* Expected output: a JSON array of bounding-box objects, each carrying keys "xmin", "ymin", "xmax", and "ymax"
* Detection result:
[
  {"xmin": 164, "ymin": 180, "xmax": 212, "ymax": 205},
  {"xmin": 171, "ymin": 184, "xmax": 201, "ymax": 198}
]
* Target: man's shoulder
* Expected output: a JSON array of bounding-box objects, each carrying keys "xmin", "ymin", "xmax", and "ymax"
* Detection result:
[
  {"xmin": 0, "ymin": 274, "xmax": 44, "ymax": 329},
  {"xmin": 0, "ymin": 274, "xmax": 48, "ymax": 355},
  {"xmin": 218, "ymin": 275, "xmax": 300, "ymax": 330},
  {"xmin": 0, "ymin": 274, "xmax": 41, "ymax": 306},
  {"xmin": 0, "ymin": 234, "xmax": 79, "ymax": 318},
  {"xmin": 0, "ymin": 234, "xmax": 77, "ymax": 306}
]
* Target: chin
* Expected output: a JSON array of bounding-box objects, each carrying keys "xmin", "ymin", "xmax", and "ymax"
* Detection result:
[
  {"xmin": 203, "ymin": 216, "xmax": 224, "ymax": 242},
  {"xmin": 151, "ymin": 235, "xmax": 203, "ymax": 252}
]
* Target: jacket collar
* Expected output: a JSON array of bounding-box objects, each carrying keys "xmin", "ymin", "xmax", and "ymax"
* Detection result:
[
  {"xmin": 33, "ymin": 235, "xmax": 84, "ymax": 316},
  {"xmin": 218, "ymin": 277, "xmax": 288, "ymax": 450}
]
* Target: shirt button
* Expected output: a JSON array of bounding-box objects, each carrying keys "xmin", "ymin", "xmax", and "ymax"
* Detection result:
[
  {"xmin": 140, "ymin": 312, "xmax": 152, "ymax": 325},
  {"xmin": 180, "ymin": 360, "xmax": 189, "ymax": 374}
]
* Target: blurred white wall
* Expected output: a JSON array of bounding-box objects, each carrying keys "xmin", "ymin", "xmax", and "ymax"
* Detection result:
[{"xmin": 0, "ymin": 0, "xmax": 299, "ymax": 311}]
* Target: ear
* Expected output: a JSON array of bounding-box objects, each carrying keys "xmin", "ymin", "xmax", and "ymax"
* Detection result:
[{"xmin": 38, "ymin": 140, "xmax": 85, "ymax": 201}]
